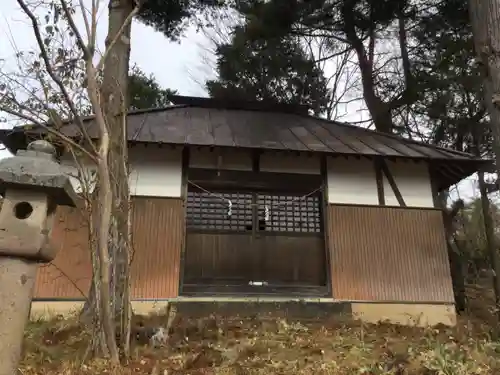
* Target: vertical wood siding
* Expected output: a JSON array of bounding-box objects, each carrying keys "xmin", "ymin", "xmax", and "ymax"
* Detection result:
[
  {"xmin": 328, "ymin": 205, "xmax": 454, "ymax": 302},
  {"xmin": 34, "ymin": 206, "xmax": 92, "ymax": 298},
  {"xmin": 184, "ymin": 233, "xmax": 326, "ymax": 285},
  {"xmin": 35, "ymin": 197, "xmax": 184, "ymax": 299},
  {"xmin": 130, "ymin": 197, "xmax": 184, "ymax": 298}
]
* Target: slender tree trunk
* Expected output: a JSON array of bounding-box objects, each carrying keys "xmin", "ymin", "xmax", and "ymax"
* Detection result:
[
  {"xmin": 440, "ymin": 191, "xmax": 467, "ymax": 313},
  {"xmin": 447, "ymin": 242, "xmax": 467, "ymax": 313},
  {"xmin": 469, "ymin": 0, "xmax": 500, "ymax": 184},
  {"xmin": 85, "ymin": 54, "xmax": 121, "ymax": 362},
  {"xmin": 477, "ymin": 167, "xmax": 500, "ymax": 324},
  {"xmin": 100, "ymin": 0, "xmax": 134, "ymax": 357},
  {"xmin": 81, "ymin": 201, "xmax": 98, "ymax": 324},
  {"xmin": 469, "ymin": 0, "xmax": 500, "ymax": 324}
]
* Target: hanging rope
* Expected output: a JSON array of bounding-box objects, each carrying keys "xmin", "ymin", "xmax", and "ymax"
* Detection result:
[
  {"xmin": 188, "ymin": 180, "xmax": 234, "ymax": 217},
  {"xmin": 186, "ymin": 180, "xmax": 324, "ymax": 220},
  {"xmin": 264, "ymin": 205, "xmax": 270, "ymax": 222}
]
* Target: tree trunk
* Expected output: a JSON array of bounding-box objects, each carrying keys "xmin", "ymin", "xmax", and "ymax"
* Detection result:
[
  {"xmin": 477, "ymin": 168, "xmax": 500, "ymax": 324},
  {"xmin": 469, "ymin": 0, "xmax": 500, "ymax": 325},
  {"xmin": 440, "ymin": 192, "xmax": 467, "ymax": 314},
  {"xmin": 81, "ymin": 277, "xmax": 96, "ymax": 321},
  {"xmin": 81, "ymin": 200, "xmax": 98, "ymax": 323},
  {"xmin": 447, "ymin": 241, "xmax": 467, "ymax": 313},
  {"xmin": 100, "ymin": 0, "xmax": 134, "ymax": 358}
]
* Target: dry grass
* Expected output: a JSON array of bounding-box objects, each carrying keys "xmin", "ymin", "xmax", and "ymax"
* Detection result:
[{"xmin": 19, "ymin": 304, "xmax": 500, "ymax": 375}]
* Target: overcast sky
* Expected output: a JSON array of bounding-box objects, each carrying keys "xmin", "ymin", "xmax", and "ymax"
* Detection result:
[
  {"xmin": 0, "ymin": 0, "xmax": 211, "ymax": 97},
  {"xmin": 0, "ymin": 1, "xmax": 482, "ymax": 202},
  {"xmin": 0, "ymin": 0, "xmax": 215, "ymax": 160}
]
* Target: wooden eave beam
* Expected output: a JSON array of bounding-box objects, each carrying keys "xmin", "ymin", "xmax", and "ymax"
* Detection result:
[
  {"xmin": 187, "ymin": 168, "xmax": 323, "ymax": 192},
  {"xmin": 380, "ymin": 159, "xmax": 407, "ymax": 207},
  {"xmin": 374, "ymin": 158, "xmax": 385, "ymax": 205}
]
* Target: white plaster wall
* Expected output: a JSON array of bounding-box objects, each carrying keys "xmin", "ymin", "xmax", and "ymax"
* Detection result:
[
  {"xmin": 129, "ymin": 146, "xmax": 182, "ymax": 197},
  {"xmin": 327, "ymin": 157, "xmax": 379, "ymax": 205},
  {"xmin": 60, "ymin": 147, "xmax": 434, "ymax": 205},
  {"xmin": 383, "ymin": 160, "xmax": 434, "ymax": 208},
  {"xmin": 260, "ymin": 152, "xmax": 320, "ymax": 174},
  {"xmin": 189, "ymin": 148, "xmax": 252, "ymax": 171},
  {"xmin": 189, "ymin": 149, "xmax": 321, "ymax": 174},
  {"xmin": 326, "ymin": 157, "xmax": 434, "ymax": 207},
  {"xmin": 60, "ymin": 146, "xmax": 183, "ymax": 198}
]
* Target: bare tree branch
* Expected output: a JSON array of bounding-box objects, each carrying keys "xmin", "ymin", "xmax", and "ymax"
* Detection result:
[
  {"xmin": 16, "ymin": 0, "xmax": 87, "ymax": 132},
  {"xmin": 79, "ymin": 0, "xmax": 92, "ymax": 44},
  {"xmin": 60, "ymin": 0, "xmax": 91, "ymax": 59},
  {"xmin": 0, "ymin": 104, "xmax": 98, "ymax": 163}
]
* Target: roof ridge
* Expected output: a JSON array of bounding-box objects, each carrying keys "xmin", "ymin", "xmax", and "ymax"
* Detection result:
[{"xmin": 127, "ymin": 104, "xmax": 187, "ymax": 116}]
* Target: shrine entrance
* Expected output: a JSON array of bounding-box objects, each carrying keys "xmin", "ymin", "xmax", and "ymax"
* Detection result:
[{"xmin": 180, "ymin": 169, "xmax": 329, "ymax": 296}]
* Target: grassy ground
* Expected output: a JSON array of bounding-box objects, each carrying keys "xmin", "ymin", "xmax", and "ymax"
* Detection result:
[{"xmin": 19, "ymin": 286, "xmax": 500, "ymax": 375}]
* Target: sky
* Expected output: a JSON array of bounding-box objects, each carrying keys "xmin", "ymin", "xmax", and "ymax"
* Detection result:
[
  {"xmin": 0, "ymin": 0, "xmax": 211, "ymax": 97},
  {"xmin": 0, "ymin": 0, "xmax": 215, "ymax": 160},
  {"xmin": 0, "ymin": 0, "xmax": 483, "ymax": 202}
]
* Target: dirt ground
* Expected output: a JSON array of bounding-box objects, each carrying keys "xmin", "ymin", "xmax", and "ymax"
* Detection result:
[{"xmin": 19, "ymin": 303, "xmax": 500, "ymax": 375}]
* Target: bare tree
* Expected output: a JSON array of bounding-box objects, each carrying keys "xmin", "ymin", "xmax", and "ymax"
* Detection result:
[
  {"xmin": 300, "ymin": 35, "xmax": 362, "ymax": 121},
  {"xmin": 99, "ymin": 0, "xmax": 138, "ymax": 359},
  {"xmin": 193, "ymin": 10, "xmax": 362, "ymax": 121},
  {"xmin": 0, "ymin": 0, "xmax": 139, "ymax": 363},
  {"xmin": 188, "ymin": 8, "xmax": 240, "ymax": 91}
]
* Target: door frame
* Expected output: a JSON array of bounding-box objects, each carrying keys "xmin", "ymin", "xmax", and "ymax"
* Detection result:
[{"xmin": 180, "ymin": 167, "xmax": 331, "ymax": 297}]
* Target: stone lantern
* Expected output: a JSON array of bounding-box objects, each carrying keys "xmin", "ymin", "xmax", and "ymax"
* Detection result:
[{"xmin": 0, "ymin": 140, "xmax": 77, "ymax": 375}]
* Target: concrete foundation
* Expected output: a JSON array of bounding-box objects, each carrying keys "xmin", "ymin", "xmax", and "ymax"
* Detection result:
[{"xmin": 29, "ymin": 299, "xmax": 456, "ymax": 327}]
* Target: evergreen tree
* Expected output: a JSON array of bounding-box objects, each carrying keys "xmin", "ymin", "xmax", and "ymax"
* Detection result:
[
  {"xmin": 128, "ymin": 65, "xmax": 177, "ymax": 110},
  {"xmin": 233, "ymin": 0, "xmax": 417, "ymax": 133},
  {"xmin": 206, "ymin": 26, "xmax": 329, "ymax": 115},
  {"xmin": 138, "ymin": 0, "xmax": 228, "ymax": 40},
  {"xmin": 410, "ymin": 0, "xmax": 489, "ymax": 152}
]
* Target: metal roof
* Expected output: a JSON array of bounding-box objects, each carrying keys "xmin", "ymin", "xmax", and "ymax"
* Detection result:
[
  {"xmin": 0, "ymin": 96, "xmax": 490, "ymax": 191},
  {"xmin": 122, "ymin": 105, "xmax": 475, "ymax": 160}
]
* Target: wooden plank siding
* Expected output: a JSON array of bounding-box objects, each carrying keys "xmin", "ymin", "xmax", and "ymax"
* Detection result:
[
  {"xmin": 35, "ymin": 198, "xmax": 453, "ymax": 303},
  {"xmin": 35, "ymin": 206, "xmax": 91, "ymax": 299},
  {"xmin": 34, "ymin": 197, "xmax": 184, "ymax": 300},
  {"xmin": 131, "ymin": 197, "xmax": 184, "ymax": 298},
  {"xmin": 184, "ymin": 233, "xmax": 326, "ymax": 285},
  {"xmin": 327, "ymin": 205, "xmax": 454, "ymax": 302}
]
